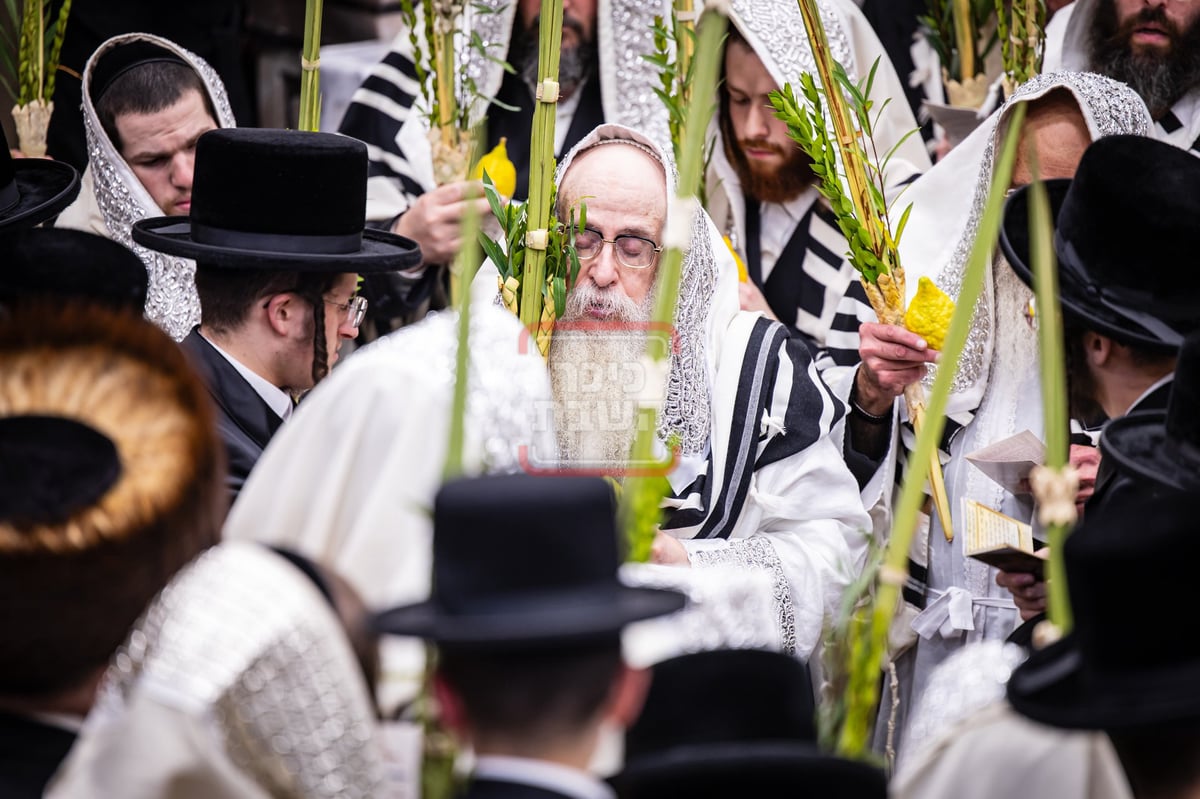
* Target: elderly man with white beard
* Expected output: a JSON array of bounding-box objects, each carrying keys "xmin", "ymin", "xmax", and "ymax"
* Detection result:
[{"xmin": 541, "ymin": 124, "xmax": 872, "ymax": 658}]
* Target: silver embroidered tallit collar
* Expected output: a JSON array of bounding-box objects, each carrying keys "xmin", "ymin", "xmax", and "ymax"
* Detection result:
[
  {"xmin": 80, "ymin": 33, "xmax": 236, "ymax": 342},
  {"xmin": 556, "ymin": 123, "xmax": 716, "ymax": 455},
  {"xmin": 463, "ymin": 0, "xmax": 669, "ymax": 145},
  {"xmin": 726, "ymin": 0, "xmax": 853, "ymax": 91}
]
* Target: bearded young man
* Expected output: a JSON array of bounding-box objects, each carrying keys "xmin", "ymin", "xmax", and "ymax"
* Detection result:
[
  {"xmin": 540, "ymin": 124, "xmax": 872, "ymax": 659},
  {"xmin": 705, "ymin": 0, "xmax": 930, "ymax": 369},
  {"xmin": 338, "ymin": 0, "xmax": 667, "ymax": 291},
  {"xmin": 1046, "ymin": 0, "xmax": 1200, "ymax": 149}
]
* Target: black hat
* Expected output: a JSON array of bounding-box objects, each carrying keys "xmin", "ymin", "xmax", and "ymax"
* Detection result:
[
  {"xmin": 373, "ymin": 474, "xmax": 685, "ymax": 647},
  {"xmin": 0, "ymin": 127, "xmax": 80, "ymax": 233},
  {"xmin": 0, "ymin": 228, "xmax": 148, "ymax": 312},
  {"xmin": 612, "ymin": 649, "xmax": 886, "ymax": 799},
  {"xmin": 131, "ymin": 128, "xmax": 421, "ymax": 272},
  {"xmin": 1008, "ymin": 492, "xmax": 1200, "ymax": 729},
  {"xmin": 1000, "ymin": 135, "xmax": 1200, "ymax": 352},
  {"xmin": 1100, "ymin": 331, "xmax": 1200, "ymax": 493}
]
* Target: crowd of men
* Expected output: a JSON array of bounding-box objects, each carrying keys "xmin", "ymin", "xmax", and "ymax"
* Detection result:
[{"xmin": 3, "ymin": 0, "xmax": 1200, "ymax": 796}]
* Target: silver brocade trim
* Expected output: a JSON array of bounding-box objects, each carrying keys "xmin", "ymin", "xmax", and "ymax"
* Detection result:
[
  {"xmin": 690, "ymin": 537, "xmax": 798, "ymax": 655},
  {"xmin": 463, "ymin": 0, "xmax": 668, "ymax": 144},
  {"xmin": 902, "ymin": 640, "xmax": 1025, "ymax": 767},
  {"xmin": 101, "ymin": 544, "xmax": 385, "ymax": 797},
  {"xmin": 731, "ymin": 0, "xmax": 853, "ymax": 87},
  {"xmin": 356, "ymin": 306, "xmax": 553, "ymax": 473},
  {"xmin": 927, "ymin": 71, "xmax": 1152, "ymax": 395},
  {"xmin": 556, "ymin": 125, "xmax": 714, "ymax": 455},
  {"xmin": 80, "ymin": 34, "xmax": 237, "ymax": 342}
]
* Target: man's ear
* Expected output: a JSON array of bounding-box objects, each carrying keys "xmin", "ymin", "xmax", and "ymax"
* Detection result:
[
  {"xmin": 604, "ymin": 663, "xmax": 651, "ymax": 731},
  {"xmin": 1083, "ymin": 330, "xmax": 1114, "ymax": 368},
  {"xmin": 262, "ymin": 292, "xmax": 298, "ymax": 337}
]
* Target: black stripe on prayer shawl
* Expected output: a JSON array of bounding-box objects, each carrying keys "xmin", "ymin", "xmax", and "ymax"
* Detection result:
[
  {"xmin": 756, "ymin": 337, "xmax": 845, "ymax": 469},
  {"xmin": 1160, "ymin": 111, "xmax": 1184, "ymax": 134},
  {"xmin": 338, "ymin": 51, "xmax": 426, "ymax": 198},
  {"xmin": 660, "ymin": 317, "xmax": 783, "ymax": 538},
  {"xmin": 696, "ymin": 317, "xmax": 788, "ymax": 539}
]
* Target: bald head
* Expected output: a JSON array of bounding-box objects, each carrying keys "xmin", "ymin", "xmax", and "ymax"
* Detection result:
[{"xmin": 558, "ymin": 141, "xmax": 667, "ymax": 224}]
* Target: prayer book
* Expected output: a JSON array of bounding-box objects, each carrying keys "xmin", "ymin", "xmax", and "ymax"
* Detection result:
[
  {"xmin": 962, "ymin": 498, "xmax": 1046, "ymax": 577},
  {"xmin": 966, "ymin": 430, "xmax": 1046, "ymax": 495}
]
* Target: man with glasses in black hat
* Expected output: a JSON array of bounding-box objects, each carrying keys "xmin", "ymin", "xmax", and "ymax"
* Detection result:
[
  {"xmin": 133, "ymin": 127, "xmax": 421, "ymax": 498},
  {"xmin": 376, "ymin": 474, "xmax": 685, "ymax": 799}
]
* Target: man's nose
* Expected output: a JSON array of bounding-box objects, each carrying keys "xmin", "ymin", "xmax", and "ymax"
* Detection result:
[
  {"xmin": 745, "ymin": 101, "xmax": 770, "ymax": 140},
  {"xmin": 172, "ymin": 150, "xmax": 195, "ymax": 190},
  {"xmin": 589, "ymin": 246, "xmax": 620, "ymax": 287}
]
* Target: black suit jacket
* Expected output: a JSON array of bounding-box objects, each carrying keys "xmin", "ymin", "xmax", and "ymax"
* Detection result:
[
  {"xmin": 181, "ymin": 329, "xmax": 285, "ymax": 499},
  {"xmin": 460, "ymin": 777, "xmax": 581, "ymax": 799},
  {"xmin": 0, "ymin": 711, "xmax": 77, "ymax": 798},
  {"xmin": 1087, "ymin": 378, "xmax": 1174, "ymax": 516}
]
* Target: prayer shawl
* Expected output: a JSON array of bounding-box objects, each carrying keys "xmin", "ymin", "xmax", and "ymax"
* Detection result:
[
  {"xmin": 1046, "ymin": 0, "xmax": 1200, "ymax": 155},
  {"xmin": 822, "ymin": 72, "xmax": 1151, "ymax": 754},
  {"xmin": 554, "ymin": 125, "xmax": 873, "ymax": 659},
  {"xmin": 706, "ymin": 0, "xmax": 929, "ymax": 368},
  {"xmin": 54, "ymin": 33, "xmax": 236, "ymax": 342},
  {"xmin": 336, "ymin": 0, "xmax": 670, "ymax": 223}
]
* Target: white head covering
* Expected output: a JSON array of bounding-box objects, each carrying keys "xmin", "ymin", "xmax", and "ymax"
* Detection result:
[
  {"xmin": 898, "ymin": 71, "xmax": 1152, "ymax": 413},
  {"xmin": 64, "ymin": 33, "xmax": 237, "ymax": 341},
  {"xmin": 555, "ymin": 123, "xmax": 744, "ymax": 456}
]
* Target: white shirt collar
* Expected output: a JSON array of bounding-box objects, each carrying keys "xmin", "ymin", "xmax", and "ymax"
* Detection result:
[
  {"xmin": 201, "ymin": 332, "xmax": 294, "ymax": 421},
  {"xmin": 472, "ymin": 755, "xmax": 615, "ymax": 799},
  {"xmin": 555, "ymin": 80, "xmax": 586, "ymax": 155},
  {"xmin": 758, "ymin": 186, "xmax": 820, "ymax": 282}
]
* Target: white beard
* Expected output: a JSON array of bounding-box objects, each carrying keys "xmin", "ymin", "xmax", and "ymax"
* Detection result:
[
  {"xmin": 548, "ymin": 326, "xmax": 649, "ymax": 467},
  {"xmin": 548, "ymin": 281, "xmax": 655, "ymax": 468}
]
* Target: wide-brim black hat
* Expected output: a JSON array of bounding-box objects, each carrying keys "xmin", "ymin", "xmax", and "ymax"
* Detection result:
[
  {"xmin": 130, "ymin": 128, "xmax": 421, "ymax": 273},
  {"xmin": 1, "ymin": 228, "xmax": 148, "ymax": 311},
  {"xmin": 1000, "ymin": 135, "xmax": 1200, "ymax": 352},
  {"xmin": 0, "ymin": 156, "xmax": 80, "ymax": 234},
  {"xmin": 374, "ymin": 474, "xmax": 685, "ymax": 647},
  {"xmin": 1008, "ymin": 492, "xmax": 1200, "ymax": 729},
  {"xmin": 1100, "ymin": 330, "xmax": 1200, "ymax": 493},
  {"xmin": 612, "ymin": 649, "xmax": 886, "ymax": 798}
]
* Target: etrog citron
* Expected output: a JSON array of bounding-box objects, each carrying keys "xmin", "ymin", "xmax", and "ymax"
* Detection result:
[
  {"xmin": 472, "ymin": 137, "xmax": 517, "ymax": 198},
  {"xmin": 903, "ymin": 276, "xmax": 955, "ymax": 350}
]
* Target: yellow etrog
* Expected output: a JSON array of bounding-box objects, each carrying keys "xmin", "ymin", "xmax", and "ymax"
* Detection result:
[
  {"xmin": 903, "ymin": 277, "xmax": 955, "ymax": 350},
  {"xmin": 472, "ymin": 137, "xmax": 517, "ymax": 198}
]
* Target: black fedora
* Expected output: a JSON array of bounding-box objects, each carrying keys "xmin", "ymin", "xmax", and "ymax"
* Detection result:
[
  {"xmin": 612, "ymin": 649, "xmax": 885, "ymax": 799},
  {"xmin": 131, "ymin": 128, "xmax": 421, "ymax": 273},
  {"xmin": 0, "ymin": 228, "xmax": 148, "ymax": 312},
  {"xmin": 1008, "ymin": 492, "xmax": 1200, "ymax": 730},
  {"xmin": 1101, "ymin": 331, "xmax": 1200, "ymax": 493},
  {"xmin": 1000, "ymin": 135, "xmax": 1200, "ymax": 352},
  {"xmin": 0, "ymin": 128, "xmax": 80, "ymax": 233},
  {"xmin": 373, "ymin": 474, "xmax": 685, "ymax": 646}
]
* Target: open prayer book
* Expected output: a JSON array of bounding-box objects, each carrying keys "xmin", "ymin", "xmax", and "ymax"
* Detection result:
[
  {"xmin": 966, "ymin": 430, "xmax": 1045, "ymax": 495},
  {"xmin": 962, "ymin": 498, "xmax": 1046, "ymax": 577}
]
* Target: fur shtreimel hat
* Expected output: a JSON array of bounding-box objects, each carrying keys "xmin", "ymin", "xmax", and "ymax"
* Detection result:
[{"xmin": 0, "ymin": 303, "xmax": 225, "ymax": 696}]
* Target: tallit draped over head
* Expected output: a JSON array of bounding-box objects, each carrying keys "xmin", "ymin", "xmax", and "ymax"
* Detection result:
[
  {"xmin": 555, "ymin": 123, "xmax": 744, "ymax": 456},
  {"xmin": 65, "ymin": 33, "xmax": 237, "ymax": 341},
  {"xmin": 899, "ymin": 71, "xmax": 1152, "ymax": 412}
]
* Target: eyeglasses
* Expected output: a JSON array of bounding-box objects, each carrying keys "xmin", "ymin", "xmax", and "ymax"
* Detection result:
[
  {"xmin": 574, "ymin": 227, "xmax": 663, "ymax": 270},
  {"xmin": 325, "ymin": 295, "xmax": 369, "ymax": 327}
]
